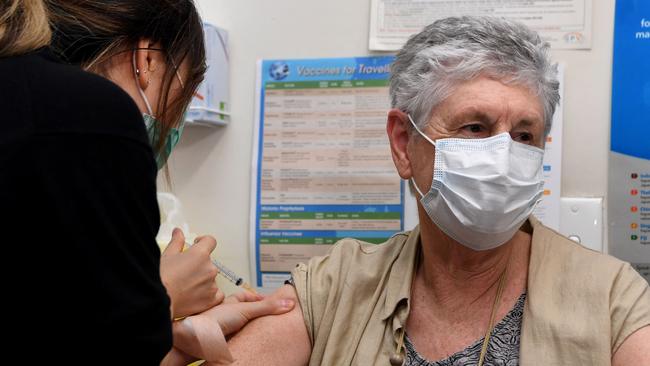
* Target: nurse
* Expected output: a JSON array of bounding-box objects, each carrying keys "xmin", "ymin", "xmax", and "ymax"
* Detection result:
[
  {"xmin": 46, "ymin": 0, "xmax": 223, "ymax": 322},
  {"xmin": 1, "ymin": 0, "xmax": 292, "ymax": 364}
]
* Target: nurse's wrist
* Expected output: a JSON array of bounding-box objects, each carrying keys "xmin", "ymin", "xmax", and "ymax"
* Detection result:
[{"xmin": 172, "ymin": 314, "xmax": 233, "ymax": 363}]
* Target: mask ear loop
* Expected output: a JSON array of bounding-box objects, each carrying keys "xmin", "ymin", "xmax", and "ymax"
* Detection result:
[
  {"xmin": 165, "ymin": 53, "xmax": 190, "ymax": 132},
  {"xmin": 407, "ymin": 114, "xmax": 435, "ymax": 199},
  {"xmin": 167, "ymin": 54, "xmax": 185, "ymax": 89},
  {"xmin": 407, "ymin": 114, "xmax": 437, "ymax": 147},
  {"xmin": 133, "ymin": 50, "xmax": 154, "ymax": 116},
  {"xmin": 410, "ymin": 177, "xmax": 425, "ymax": 199}
]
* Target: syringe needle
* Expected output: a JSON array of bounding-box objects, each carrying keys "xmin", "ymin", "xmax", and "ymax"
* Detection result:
[
  {"xmin": 185, "ymin": 242, "xmax": 256, "ymax": 294},
  {"xmin": 212, "ymin": 259, "xmax": 243, "ymax": 286}
]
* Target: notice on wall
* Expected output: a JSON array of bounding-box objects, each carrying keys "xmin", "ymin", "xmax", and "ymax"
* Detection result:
[
  {"xmin": 251, "ymin": 57, "xmax": 404, "ymax": 289},
  {"xmin": 369, "ymin": 0, "xmax": 592, "ymax": 51},
  {"xmin": 609, "ymin": 2, "xmax": 650, "ymax": 283}
]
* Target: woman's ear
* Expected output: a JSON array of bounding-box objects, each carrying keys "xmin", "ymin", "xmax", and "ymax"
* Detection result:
[
  {"xmin": 134, "ymin": 38, "xmax": 154, "ymax": 91},
  {"xmin": 387, "ymin": 109, "xmax": 413, "ymax": 180}
]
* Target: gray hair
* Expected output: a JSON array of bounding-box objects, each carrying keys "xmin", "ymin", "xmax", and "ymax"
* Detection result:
[{"xmin": 389, "ymin": 16, "xmax": 560, "ymax": 136}]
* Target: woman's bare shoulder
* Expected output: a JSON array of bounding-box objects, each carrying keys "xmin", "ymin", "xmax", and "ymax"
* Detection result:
[{"xmin": 227, "ymin": 285, "xmax": 311, "ymax": 366}]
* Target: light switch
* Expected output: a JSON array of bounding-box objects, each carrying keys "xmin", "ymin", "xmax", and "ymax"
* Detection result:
[{"xmin": 559, "ymin": 197, "xmax": 604, "ymax": 252}]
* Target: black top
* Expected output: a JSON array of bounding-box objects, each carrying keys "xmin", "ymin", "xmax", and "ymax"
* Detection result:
[{"xmin": 0, "ymin": 49, "xmax": 171, "ymax": 363}]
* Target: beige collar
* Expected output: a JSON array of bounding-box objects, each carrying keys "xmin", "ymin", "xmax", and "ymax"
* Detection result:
[
  {"xmin": 380, "ymin": 225, "xmax": 421, "ymax": 321},
  {"xmin": 380, "ymin": 217, "xmax": 541, "ymax": 322}
]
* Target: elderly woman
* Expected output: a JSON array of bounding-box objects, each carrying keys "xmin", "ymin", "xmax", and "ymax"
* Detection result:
[{"xmin": 176, "ymin": 16, "xmax": 650, "ymax": 365}]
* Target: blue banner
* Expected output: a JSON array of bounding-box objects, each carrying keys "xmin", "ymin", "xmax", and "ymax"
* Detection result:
[
  {"xmin": 611, "ymin": 1, "xmax": 650, "ymax": 160},
  {"xmin": 609, "ymin": 1, "xmax": 650, "ymax": 282}
]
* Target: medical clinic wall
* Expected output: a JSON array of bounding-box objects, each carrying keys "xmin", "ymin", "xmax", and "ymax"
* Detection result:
[{"xmin": 160, "ymin": 0, "xmax": 616, "ymax": 290}]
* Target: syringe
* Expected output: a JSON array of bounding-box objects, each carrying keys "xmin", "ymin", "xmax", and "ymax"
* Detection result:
[
  {"xmin": 212, "ymin": 259, "xmax": 243, "ymax": 286},
  {"xmin": 212, "ymin": 259, "xmax": 257, "ymax": 294},
  {"xmin": 185, "ymin": 241, "xmax": 256, "ymax": 294}
]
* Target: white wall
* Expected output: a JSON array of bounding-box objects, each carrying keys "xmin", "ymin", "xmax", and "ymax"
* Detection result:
[{"xmin": 161, "ymin": 0, "xmax": 616, "ymax": 289}]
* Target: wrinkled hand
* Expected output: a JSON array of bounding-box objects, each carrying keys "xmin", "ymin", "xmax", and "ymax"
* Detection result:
[
  {"xmin": 160, "ymin": 228, "xmax": 224, "ymax": 318},
  {"xmin": 173, "ymin": 291, "xmax": 295, "ymax": 360}
]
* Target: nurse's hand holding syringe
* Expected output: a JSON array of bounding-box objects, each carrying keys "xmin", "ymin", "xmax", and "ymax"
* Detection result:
[
  {"xmin": 160, "ymin": 228, "xmax": 225, "ymax": 319},
  {"xmin": 182, "ymin": 236, "xmax": 257, "ymax": 294}
]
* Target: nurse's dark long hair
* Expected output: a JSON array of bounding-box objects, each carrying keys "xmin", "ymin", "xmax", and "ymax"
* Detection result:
[{"xmin": 46, "ymin": 0, "xmax": 206, "ymax": 170}]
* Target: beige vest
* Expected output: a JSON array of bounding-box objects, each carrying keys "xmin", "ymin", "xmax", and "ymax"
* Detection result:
[{"xmin": 291, "ymin": 217, "xmax": 650, "ymax": 365}]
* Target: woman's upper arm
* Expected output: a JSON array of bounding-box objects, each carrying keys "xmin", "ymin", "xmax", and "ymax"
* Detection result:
[
  {"xmin": 226, "ymin": 285, "xmax": 311, "ymax": 366},
  {"xmin": 610, "ymin": 264, "xmax": 650, "ymax": 364},
  {"xmin": 610, "ymin": 264, "xmax": 650, "ymax": 348},
  {"xmin": 612, "ymin": 325, "xmax": 650, "ymax": 365}
]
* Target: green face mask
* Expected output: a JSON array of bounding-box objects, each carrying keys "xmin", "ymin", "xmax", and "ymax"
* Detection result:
[
  {"xmin": 143, "ymin": 113, "xmax": 185, "ymax": 170},
  {"xmin": 133, "ymin": 49, "xmax": 188, "ymax": 170}
]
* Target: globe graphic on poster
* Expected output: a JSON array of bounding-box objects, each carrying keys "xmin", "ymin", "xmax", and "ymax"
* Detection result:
[{"xmin": 269, "ymin": 61, "xmax": 290, "ymax": 81}]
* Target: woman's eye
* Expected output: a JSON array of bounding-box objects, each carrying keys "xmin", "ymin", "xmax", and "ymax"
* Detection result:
[
  {"xmin": 462, "ymin": 124, "xmax": 484, "ymax": 134},
  {"xmin": 514, "ymin": 132, "xmax": 534, "ymax": 143}
]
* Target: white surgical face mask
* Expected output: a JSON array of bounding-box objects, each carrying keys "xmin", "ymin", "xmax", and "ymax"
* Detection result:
[{"xmin": 408, "ymin": 115, "xmax": 545, "ymax": 250}]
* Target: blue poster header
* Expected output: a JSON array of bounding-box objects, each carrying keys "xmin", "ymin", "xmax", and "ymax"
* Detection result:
[{"xmin": 262, "ymin": 56, "xmax": 395, "ymax": 83}]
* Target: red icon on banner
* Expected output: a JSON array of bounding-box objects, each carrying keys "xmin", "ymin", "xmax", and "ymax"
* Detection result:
[
  {"xmin": 631, "ymin": 173, "xmax": 638, "ymax": 179},
  {"xmin": 631, "ymin": 206, "xmax": 638, "ymax": 212},
  {"xmin": 631, "ymin": 189, "xmax": 639, "ymax": 195}
]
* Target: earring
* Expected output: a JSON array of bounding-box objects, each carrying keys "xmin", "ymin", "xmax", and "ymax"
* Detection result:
[{"xmin": 136, "ymin": 68, "xmax": 140, "ymax": 76}]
